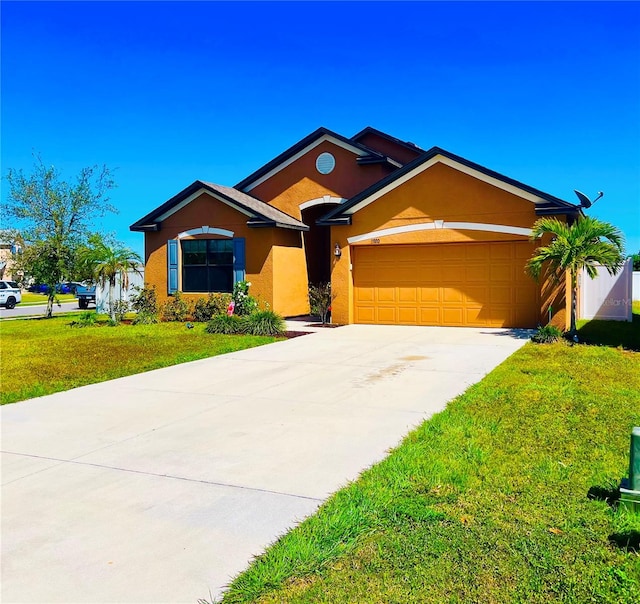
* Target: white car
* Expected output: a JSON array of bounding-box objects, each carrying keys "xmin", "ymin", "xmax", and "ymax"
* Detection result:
[{"xmin": 0, "ymin": 281, "xmax": 22, "ymax": 309}]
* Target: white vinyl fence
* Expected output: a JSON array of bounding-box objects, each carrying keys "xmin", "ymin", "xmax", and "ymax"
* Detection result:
[
  {"xmin": 633, "ymin": 271, "xmax": 640, "ymax": 302},
  {"xmin": 579, "ymin": 259, "xmax": 633, "ymax": 322},
  {"xmin": 96, "ymin": 268, "xmax": 145, "ymax": 314}
]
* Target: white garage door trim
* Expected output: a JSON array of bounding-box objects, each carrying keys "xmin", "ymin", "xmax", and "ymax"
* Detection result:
[{"xmin": 347, "ymin": 221, "xmax": 534, "ymax": 244}]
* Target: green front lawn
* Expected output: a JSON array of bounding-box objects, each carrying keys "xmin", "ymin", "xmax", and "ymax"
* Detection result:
[
  {"xmin": 19, "ymin": 292, "xmax": 77, "ymax": 306},
  {"xmin": 219, "ymin": 338, "xmax": 640, "ymax": 602},
  {"xmin": 0, "ymin": 316, "xmax": 281, "ymax": 405}
]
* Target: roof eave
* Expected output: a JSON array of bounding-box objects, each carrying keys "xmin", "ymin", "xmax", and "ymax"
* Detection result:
[
  {"xmin": 247, "ymin": 218, "xmax": 309, "ymax": 232},
  {"xmin": 130, "ymin": 223, "xmax": 160, "ymax": 232},
  {"xmin": 535, "ymin": 205, "xmax": 582, "ymax": 217},
  {"xmin": 316, "ymin": 216, "xmax": 351, "ymax": 227}
]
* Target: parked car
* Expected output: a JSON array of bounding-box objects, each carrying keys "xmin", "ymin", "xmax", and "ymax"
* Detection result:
[
  {"xmin": 75, "ymin": 284, "xmax": 96, "ymax": 309},
  {"xmin": 56, "ymin": 282, "xmax": 84, "ymax": 295},
  {"xmin": 28, "ymin": 283, "xmax": 50, "ymax": 294},
  {"xmin": 0, "ymin": 280, "xmax": 22, "ymax": 309},
  {"xmin": 28, "ymin": 282, "xmax": 84, "ymax": 295}
]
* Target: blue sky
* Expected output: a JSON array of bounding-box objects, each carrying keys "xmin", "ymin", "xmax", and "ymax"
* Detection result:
[{"xmin": 2, "ymin": 1, "xmax": 639, "ymax": 257}]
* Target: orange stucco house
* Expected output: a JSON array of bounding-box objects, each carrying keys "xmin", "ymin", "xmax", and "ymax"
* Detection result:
[{"xmin": 131, "ymin": 127, "xmax": 580, "ymax": 328}]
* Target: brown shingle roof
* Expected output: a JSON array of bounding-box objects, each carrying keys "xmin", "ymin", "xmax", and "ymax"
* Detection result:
[{"xmin": 130, "ymin": 180, "xmax": 308, "ymax": 232}]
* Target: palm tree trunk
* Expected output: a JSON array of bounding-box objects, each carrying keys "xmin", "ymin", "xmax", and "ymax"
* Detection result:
[
  {"xmin": 570, "ymin": 270, "xmax": 577, "ymax": 336},
  {"xmin": 109, "ymin": 278, "xmax": 115, "ymax": 321}
]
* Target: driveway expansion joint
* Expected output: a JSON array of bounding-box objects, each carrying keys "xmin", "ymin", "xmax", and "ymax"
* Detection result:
[{"xmin": 1, "ymin": 450, "xmax": 323, "ymax": 502}]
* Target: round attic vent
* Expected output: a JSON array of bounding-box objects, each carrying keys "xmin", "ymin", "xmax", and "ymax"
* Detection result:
[{"xmin": 316, "ymin": 152, "xmax": 335, "ymax": 175}]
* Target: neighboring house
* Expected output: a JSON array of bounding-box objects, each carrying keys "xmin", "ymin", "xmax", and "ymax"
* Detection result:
[
  {"xmin": 131, "ymin": 127, "xmax": 581, "ymax": 328},
  {"xmin": 0, "ymin": 241, "xmax": 20, "ymax": 281}
]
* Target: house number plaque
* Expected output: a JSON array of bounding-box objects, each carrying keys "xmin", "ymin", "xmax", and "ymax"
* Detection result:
[{"xmin": 371, "ymin": 238, "xmax": 381, "ymax": 244}]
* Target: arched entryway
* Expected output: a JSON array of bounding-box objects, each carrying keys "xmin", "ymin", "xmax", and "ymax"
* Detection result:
[{"xmin": 301, "ymin": 204, "xmax": 333, "ymax": 285}]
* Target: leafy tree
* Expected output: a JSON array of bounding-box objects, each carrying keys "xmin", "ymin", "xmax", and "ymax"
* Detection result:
[
  {"xmin": 630, "ymin": 251, "xmax": 640, "ymax": 271},
  {"xmin": 3, "ymin": 157, "xmax": 116, "ymax": 317},
  {"xmin": 526, "ymin": 216, "xmax": 624, "ymax": 337},
  {"xmin": 80, "ymin": 239, "xmax": 142, "ymax": 322}
]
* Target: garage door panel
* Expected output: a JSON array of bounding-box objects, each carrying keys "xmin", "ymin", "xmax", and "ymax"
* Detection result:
[
  {"xmin": 490, "ymin": 286, "xmax": 512, "ymax": 304},
  {"xmin": 465, "ymin": 307, "xmax": 488, "ymax": 325},
  {"xmin": 419, "ymin": 265, "xmax": 442, "ymax": 281},
  {"xmin": 443, "ymin": 287, "xmax": 464, "ymax": 303},
  {"xmin": 465, "ymin": 286, "xmax": 488, "ymax": 304},
  {"xmin": 442, "ymin": 308, "xmax": 464, "ymax": 325},
  {"xmin": 355, "ymin": 287, "xmax": 375, "ymax": 303},
  {"xmin": 420, "ymin": 287, "xmax": 440, "ymax": 303},
  {"xmin": 514, "ymin": 286, "xmax": 534, "ymax": 305},
  {"xmin": 490, "ymin": 264, "xmax": 512, "ymax": 282},
  {"xmin": 398, "ymin": 307, "xmax": 418, "ymax": 324},
  {"xmin": 398, "ymin": 287, "xmax": 418, "ymax": 303},
  {"xmin": 377, "ymin": 307, "xmax": 397, "ymax": 323},
  {"xmin": 491, "ymin": 244, "xmax": 513, "ymax": 259},
  {"xmin": 355, "ymin": 306, "xmax": 375, "ymax": 323},
  {"xmin": 419, "ymin": 307, "xmax": 441, "ymax": 323},
  {"xmin": 376, "ymin": 287, "xmax": 396, "ymax": 303},
  {"xmin": 395, "ymin": 266, "xmax": 416, "ymax": 282},
  {"xmin": 353, "ymin": 242, "xmax": 539, "ymax": 328},
  {"xmin": 466, "ymin": 265, "xmax": 490, "ymax": 282}
]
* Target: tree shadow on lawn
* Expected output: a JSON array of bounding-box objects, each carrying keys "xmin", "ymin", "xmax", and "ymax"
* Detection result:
[
  {"xmin": 577, "ymin": 313, "xmax": 640, "ymax": 352},
  {"xmin": 609, "ymin": 531, "xmax": 640, "ymax": 553}
]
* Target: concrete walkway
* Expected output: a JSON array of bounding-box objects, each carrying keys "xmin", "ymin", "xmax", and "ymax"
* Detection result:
[{"xmin": 1, "ymin": 325, "xmax": 530, "ymax": 603}]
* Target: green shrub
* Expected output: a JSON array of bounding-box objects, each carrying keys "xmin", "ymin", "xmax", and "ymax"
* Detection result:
[
  {"xmin": 131, "ymin": 285, "xmax": 159, "ymax": 324},
  {"xmin": 69, "ymin": 311, "xmax": 98, "ymax": 328},
  {"xmin": 193, "ymin": 293, "xmax": 233, "ymax": 322},
  {"xmin": 242, "ymin": 310, "xmax": 285, "ymax": 336},
  {"xmin": 531, "ymin": 324, "xmax": 564, "ymax": 343},
  {"xmin": 232, "ymin": 280, "xmax": 259, "ymax": 316},
  {"xmin": 110, "ymin": 299, "xmax": 129, "ymax": 323},
  {"xmin": 161, "ymin": 291, "xmax": 191, "ymax": 322},
  {"xmin": 205, "ymin": 314, "xmax": 244, "ymax": 334},
  {"xmin": 309, "ymin": 282, "xmax": 334, "ymax": 324}
]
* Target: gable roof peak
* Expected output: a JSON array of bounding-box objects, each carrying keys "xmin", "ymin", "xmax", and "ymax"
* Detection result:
[
  {"xmin": 234, "ymin": 126, "xmax": 386, "ymax": 192},
  {"xmin": 351, "ymin": 126, "xmax": 426, "ymax": 153}
]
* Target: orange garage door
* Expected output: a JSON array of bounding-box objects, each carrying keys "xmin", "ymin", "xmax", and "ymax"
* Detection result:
[{"xmin": 353, "ymin": 241, "xmax": 540, "ymax": 328}]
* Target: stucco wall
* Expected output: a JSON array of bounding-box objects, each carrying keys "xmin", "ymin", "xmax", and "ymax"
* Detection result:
[
  {"xmin": 272, "ymin": 229, "xmax": 309, "ymax": 317},
  {"xmin": 144, "ymin": 192, "xmax": 275, "ymax": 306},
  {"xmin": 249, "ymin": 140, "xmax": 393, "ymax": 216},
  {"xmin": 329, "ymin": 162, "xmax": 567, "ymax": 326}
]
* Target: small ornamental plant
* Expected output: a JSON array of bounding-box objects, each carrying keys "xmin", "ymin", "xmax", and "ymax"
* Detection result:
[
  {"xmin": 531, "ymin": 324, "xmax": 564, "ymax": 344},
  {"xmin": 131, "ymin": 285, "xmax": 159, "ymax": 324},
  {"xmin": 309, "ymin": 282, "xmax": 334, "ymax": 324}
]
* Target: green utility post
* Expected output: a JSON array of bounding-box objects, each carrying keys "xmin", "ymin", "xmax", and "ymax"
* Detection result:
[{"xmin": 620, "ymin": 427, "xmax": 640, "ymax": 513}]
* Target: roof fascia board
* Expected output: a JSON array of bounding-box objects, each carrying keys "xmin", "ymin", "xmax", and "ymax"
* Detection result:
[
  {"xmin": 240, "ymin": 134, "xmax": 372, "ymax": 193},
  {"xmin": 247, "ymin": 219, "xmax": 309, "ymax": 232}
]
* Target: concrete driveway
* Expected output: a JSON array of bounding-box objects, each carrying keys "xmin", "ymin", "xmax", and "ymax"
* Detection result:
[{"xmin": 1, "ymin": 325, "xmax": 529, "ymax": 603}]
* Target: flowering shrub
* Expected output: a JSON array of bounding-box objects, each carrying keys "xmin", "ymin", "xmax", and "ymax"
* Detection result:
[
  {"xmin": 193, "ymin": 293, "xmax": 232, "ymax": 322},
  {"xmin": 232, "ymin": 280, "xmax": 258, "ymax": 316}
]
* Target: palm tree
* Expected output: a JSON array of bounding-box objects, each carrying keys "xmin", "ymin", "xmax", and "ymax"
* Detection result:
[
  {"xmin": 82, "ymin": 239, "xmax": 142, "ymax": 321},
  {"xmin": 526, "ymin": 216, "xmax": 624, "ymax": 337}
]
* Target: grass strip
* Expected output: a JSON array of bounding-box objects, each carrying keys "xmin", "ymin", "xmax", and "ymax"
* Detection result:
[
  {"xmin": 0, "ymin": 316, "xmax": 280, "ymax": 405},
  {"xmin": 220, "ymin": 341, "xmax": 640, "ymax": 603}
]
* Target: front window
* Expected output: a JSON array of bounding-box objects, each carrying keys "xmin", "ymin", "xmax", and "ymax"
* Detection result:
[{"xmin": 182, "ymin": 239, "xmax": 233, "ymax": 293}]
